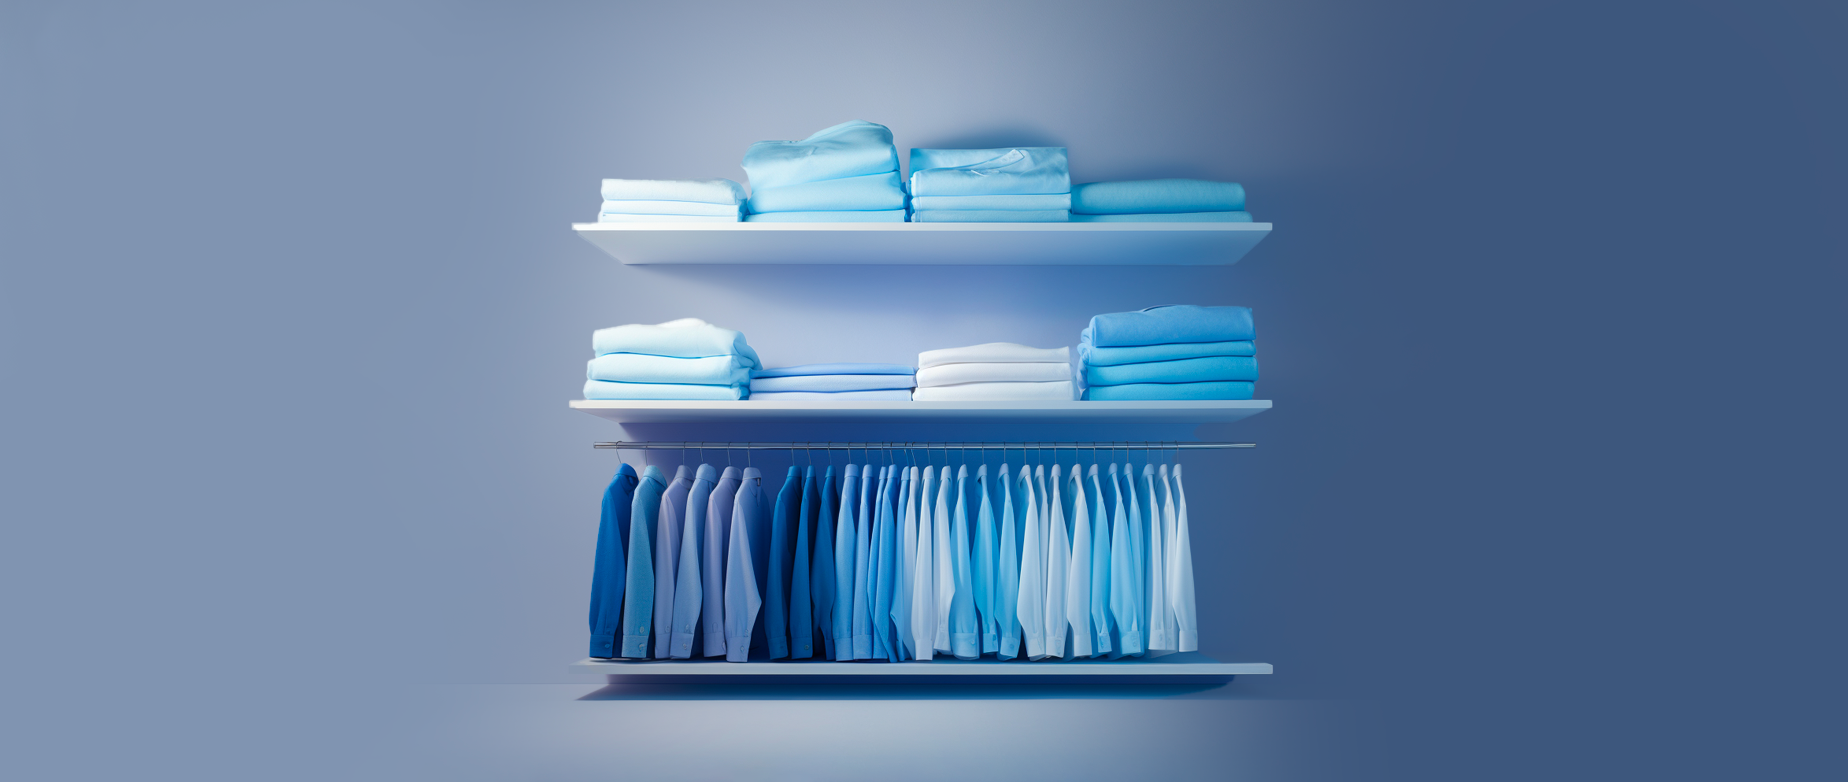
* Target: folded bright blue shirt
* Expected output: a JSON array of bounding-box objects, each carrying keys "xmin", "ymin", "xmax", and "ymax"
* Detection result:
[
  {"xmin": 601, "ymin": 200, "xmax": 745, "ymax": 217},
  {"xmin": 753, "ymin": 363, "xmax": 915, "ymax": 378},
  {"xmin": 1070, "ymin": 179, "xmax": 1245, "ymax": 214},
  {"xmin": 908, "ymin": 148, "xmax": 1070, "ymax": 197},
  {"xmin": 744, "ymin": 210, "xmax": 906, "ymax": 222},
  {"xmin": 600, "ymin": 179, "xmax": 746, "ymax": 204},
  {"xmin": 1079, "ymin": 339, "xmax": 1254, "ymax": 366},
  {"xmin": 1069, "ymin": 212, "xmax": 1251, "ymax": 222},
  {"xmin": 746, "ymin": 172, "xmax": 906, "ymax": 213},
  {"xmin": 910, "ymin": 210, "xmax": 1069, "ymax": 223},
  {"xmin": 751, "ymin": 374, "xmax": 916, "ymax": 393},
  {"xmin": 909, "ymin": 194, "xmax": 1071, "ymax": 211},
  {"xmin": 743, "ymin": 121, "xmax": 900, "ymax": 190},
  {"xmin": 749, "ymin": 390, "xmax": 912, "ymax": 401},
  {"xmin": 1083, "ymin": 356, "xmax": 1258, "ymax": 387},
  {"xmin": 592, "ymin": 318, "xmax": 761, "ymax": 367},
  {"xmin": 598, "ymin": 213, "xmax": 740, "ymax": 223},
  {"xmin": 588, "ymin": 353, "xmax": 754, "ymax": 385},
  {"xmin": 1085, "ymin": 305, "xmax": 1254, "ymax": 347},
  {"xmin": 1082, "ymin": 381, "xmax": 1253, "ymax": 401},
  {"xmin": 584, "ymin": 379, "xmax": 748, "ymax": 401}
]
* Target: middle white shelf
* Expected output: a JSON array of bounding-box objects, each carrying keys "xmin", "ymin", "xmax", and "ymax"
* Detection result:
[{"xmin": 570, "ymin": 399, "xmax": 1271, "ymax": 425}]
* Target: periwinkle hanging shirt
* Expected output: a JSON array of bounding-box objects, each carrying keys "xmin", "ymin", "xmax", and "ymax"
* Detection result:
[
  {"xmin": 851, "ymin": 465, "xmax": 877, "ymax": 660},
  {"xmin": 650, "ymin": 466, "xmax": 692, "ymax": 658},
  {"xmin": 588, "ymin": 464, "xmax": 639, "ymax": 658},
  {"xmin": 910, "ymin": 465, "xmax": 938, "ymax": 660},
  {"xmin": 667, "ymin": 465, "xmax": 717, "ymax": 659},
  {"xmin": 996, "ymin": 464, "xmax": 1023, "ymax": 660},
  {"xmin": 723, "ymin": 468, "xmax": 770, "ymax": 662},
  {"xmin": 973, "ymin": 464, "xmax": 1000, "ymax": 654},
  {"xmin": 948, "ymin": 465, "xmax": 981, "ymax": 659},
  {"xmin": 893, "ymin": 465, "xmax": 918, "ymax": 660},
  {"xmin": 1141, "ymin": 464, "xmax": 1174, "ymax": 653},
  {"xmin": 1170, "ymin": 465, "xmax": 1199, "ymax": 653},
  {"xmin": 1108, "ymin": 463, "xmax": 1145, "ymax": 656},
  {"xmin": 697, "ymin": 467, "xmax": 743, "ymax": 658},
  {"xmin": 1015, "ymin": 464, "xmax": 1046, "ymax": 660},
  {"xmin": 872, "ymin": 466, "xmax": 901, "ymax": 661},
  {"xmin": 789, "ymin": 466, "xmax": 817, "ymax": 659},
  {"xmin": 1064, "ymin": 464, "xmax": 1094, "ymax": 659},
  {"xmin": 831, "ymin": 465, "xmax": 860, "ymax": 659},
  {"xmin": 765, "ymin": 467, "xmax": 801, "ymax": 659},
  {"xmin": 811, "ymin": 467, "xmax": 838, "ymax": 661},
  {"xmin": 619, "ymin": 465, "xmax": 667, "ymax": 658},
  {"xmin": 1087, "ymin": 464, "xmax": 1114, "ymax": 656},
  {"xmin": 932, "ymin": 466, "xmax": 955, "ymax": 654}
]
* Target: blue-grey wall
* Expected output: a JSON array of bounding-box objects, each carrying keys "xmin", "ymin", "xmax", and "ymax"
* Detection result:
[{"xmin": 3, "ymin": 1, "xmax": 1843, "ymax": 780}]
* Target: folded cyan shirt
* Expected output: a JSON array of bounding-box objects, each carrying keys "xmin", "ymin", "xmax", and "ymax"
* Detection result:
[
  {"xmin": 744, "ymin": 210, "xmax": 906, "ymax": 222},
  {"xmin": 592, "ymin": 318, "xmax": 761, "ymax": 366},
  {"xmin": 752, "ymin": 363, "xmax": 915, "ymax": 378},
  {"xmin": 601, "ymin": 200, "xmax": 746, "ymax": 216},
  {"xmin": 584, "ymin": 379, "xmax": 748, "ymax": 401},
  {"xmin": 910, "ymin": 210, "xmax": 1069, "ymax": 223},
  {"xmin": 1069, "ymin": 212, "xmax": 1251, "ymax": 222},
  {"xmin": 750, "ymin": 374, "xmax": 916, "ymax": 393},
  {"xmin": 909, "ymin": 194, "xmax": 1071, "ymax": 211},
  {"xmin": 911, "ymin": 381, "xmax": 1074, "ymax": 402},
  {"xmin": 916, "ymin": 362, "xmax": 1071, "ymax": 388},
  {"xmin": 749, "ymin": 389, "xmax": 913, "ymax": 401},
  {"xmin": 743, "ymin": 120, "xmax": 900, "ymax": 190},
  {"xmin": 1079, "ymin": 340, "xmax": 1255, "ymax": 366},
  {"xmin": 598, "ymin": 213, "xmax": 740, "ymax": 223},
  {"xmin": 588, "ymin": 353, "xmax": 754, "ymax": 385},
  {"xmin": 908, "ymin": 148, "xmax": 1070, "ymax": 197},
  {"xmin": 917, "ymin": 343, "xmax": 1070, "ymax": 369},
  {"xmin": 1082, "ymin": 381, "xmax": 1253, "ymax": 401},
  {"xmin": 600, "ymin": 179, "xmax": 746, "ymax": 204},
  {"xmin": 1070, "ymin": 179, "xmax": 1245, "ymax": 214},
  {"xmin": 1083, "ymin": 356, "xmax": 1258, "ymax": 387},
  {"xmin": 1084, "ymin": 305, "xmax": 1254, "ymax": 348},
  {"xmin": 746, "ymin": 172, "xmax": 906, "ymax": 213}
]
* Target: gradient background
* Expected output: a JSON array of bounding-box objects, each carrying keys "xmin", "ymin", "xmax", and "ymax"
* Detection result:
[{"xmin": 3, "ymin": 1, "xmax": 1844, "ymax": 779}]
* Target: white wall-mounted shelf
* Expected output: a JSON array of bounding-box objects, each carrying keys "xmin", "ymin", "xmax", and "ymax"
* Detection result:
[
  {"xmin": 572, "ymin": 221, "xmax": 1272, "ymax": 265},
  {"xmin": 570, "ymin": 399, "xmax": 1270, "ymax": 425},
  {"xmin": 572, "ymin": 653, "xmax": 1269, "ymax": 683}
]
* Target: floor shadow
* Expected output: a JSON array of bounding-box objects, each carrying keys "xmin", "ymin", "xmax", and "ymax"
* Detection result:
[{"xmin": 576, "ymin": 681, "xmax": 1226, "ymax": 701}]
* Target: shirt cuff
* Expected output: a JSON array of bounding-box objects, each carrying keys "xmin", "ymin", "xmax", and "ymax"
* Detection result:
[
  {"xmin": 669, "ymin": 632, "xmax": 696, "ymax": 659},
  {"xmin": 768, "ymin": 637, "xmax": 789, "ymax": 659},
  {"xmin": 851, "ymin": 635, "xmax": 872, "ymax": 660},
  {"xmin": 620, "ymin": 634, "xmax": 650, "ymax": 659},
  {"xmin": 725, "ymin": 637, "xmax": 752, "ymax": 662},
  {"xmin": 1093, "ymin": 631, "xmax": 1113, "ymax": 654},
  {"xmin": 1117, "ymin": 629, "xmax": 1144, "ymax": 656},
  {"xmin": 981, "ymin": 631, "xmax": 999, "ymax": 654},
  {"xmin": 951, "ymin": 633, "xmax": 980, "ymax": 660},
  {"xmin": 589, "ymin": 632, "xmax": 617, "ymax": 658}
]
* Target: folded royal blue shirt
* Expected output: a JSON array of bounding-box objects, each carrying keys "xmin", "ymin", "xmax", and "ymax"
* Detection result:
[
  {"xmin": 1085, "ymin": 305, "xmax": 1255, "ymax": 347},
  {"xmin": 1070, "ymin": 179, "xmax": 1246, "ymax": 214},
  {"xmin": 1083, "ymin": 356, "xmax": 1259, "ymax": 387},
  {"xmin": 743, "ymin": 120, "xmax": 900, "ymax": 191}
]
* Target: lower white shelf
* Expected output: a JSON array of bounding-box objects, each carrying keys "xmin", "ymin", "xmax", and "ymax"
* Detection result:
[{"xmin": 571, "ymin": 652, "xmax": 1269, "ymax": 683}]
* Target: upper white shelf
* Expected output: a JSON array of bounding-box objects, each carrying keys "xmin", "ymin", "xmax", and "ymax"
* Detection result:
[
  {"xmin": 571, "ymin": 221, "xmax": 1272, "ymax": 265},
  {"xmin": 571, "ymin": 399, "xmax": 1270, "ymax": 425}
]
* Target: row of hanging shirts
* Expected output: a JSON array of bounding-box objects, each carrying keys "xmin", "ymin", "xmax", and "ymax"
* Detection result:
[{"xmin": 588, "ymin": 448, "xmax": 1198, "ymax": 662}]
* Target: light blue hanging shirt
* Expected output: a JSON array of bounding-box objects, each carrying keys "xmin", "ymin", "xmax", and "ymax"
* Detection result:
[
  {"xmin": 810, "ymin": 467, "xmax": 838, "ymax": 660},
  {"xmin": 948, "ymin": 465, "xmax": 981, "ymax": 659},
  {"xmin": 722, "ymin": 468, "xmax": 770, "ymax": 661},
  {"xmin": 851, "ymin": 464, "xmax": 877, "ymax": 660},
  {"xmin": 1109, "ymin": 463, "xmax": 1145, "ymax": 656},
  {"xmin": 1087, "ymin": 465, "xmax": 1113, "ymax": 656},
  {"xmin": 831, "ymin": 465, "xmax": 859, "ymax": 658},
  {"xmin": 667, "ymin": 465, "xmax": 717, "ymax": 659},
  {"xmin": 996, "ymin": 463, "xmax": 1023, "ymax": 660},
  {"xmin": 892, "ymin": 466, "xmax": 918, "ymax": 660},
  {"xmin": 1015, "ymin": 463, "xmax": 1045, "ymax": 660},
  {"xmin": 588, "ymin": 464, "xmax": 638, "ymax": 658},
  {"xmin": 872, "ymin": 465, "xmax": 901, "ymax": 661},
  {"xmin": 618, "ymin": 465, "xmax": 666, "ymax": 658},
  {"xmin": 973, "ymin": 464, "xmax": 1000, "ymax": 654}
]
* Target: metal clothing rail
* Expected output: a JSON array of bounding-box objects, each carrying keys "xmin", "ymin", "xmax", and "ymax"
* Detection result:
[{"xmin": 594, "ymin": 441, "xmax": 1254, "ymax": 450}]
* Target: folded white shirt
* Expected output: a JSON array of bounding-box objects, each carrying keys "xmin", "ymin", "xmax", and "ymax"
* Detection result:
[
  {"xmin": 915, "ymin": 362, "xmax": 1071, "ymax": 388},
  {"xmin": 917, "ymin": 343, "xmax": 1070, "ymax": 369},
  {"xmin": 911, "ymin": 381, "xmax": 1074, "ymax": 402}
]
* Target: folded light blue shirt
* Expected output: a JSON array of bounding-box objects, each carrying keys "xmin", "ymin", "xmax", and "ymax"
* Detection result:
[
  {"xmin": 588, "ymin": 353, "xmax": 753, "ymax": 386},
  {"xmin": 909, "ymin": 193, "xmax": 1071, "ymax": 211},
  {"xmin": 1082, "ymin": 381, "xmax": 1255, "ymax": 401},
  {"xmin": 1085, "ymin": 305, "xmax": 1255, "ymax": 347},
  {"xmin": 583, "ymin": 380, "xmax": 747, "ymax": 401},
  {"xmin": 1080, "ymin": 339, "xmax": 1255, "ymax": 366},
  {"xmin": 746, "ymin": 172, "xmax": 906, "ymax": 213},
  {"xmin": 600, "ymin": 199, "xmax": 745, "ymax": 217},
  {"xmin": 750, "ymin": 374, "xmax": 916, "ymax": 393},
  {"xmin": 1069, "ymin": 212, "xmax": 1252, "ymax": 222},
  {"xmin": 1070, "ymin": 179, "xmax": 1246, "ymax": 214},
  {"xmin": 910, "ymin": 210, "xmax": 1069, "ymax": 222},
  {"xmin": 743, "ymin": 120, "xmax": 900, "ymax": 190},
  {"xmin": 598, "ymin": 213, "xmax": 741, "ymax": 223},
  {"xmin": 748, "ymin": 390, "xmax": 912, "ymax": 401},
  {"xmin": 600, "ymin": 178, "xmax": 745, "ymax": 204},
  {"xmin": 593, "ymin": 319, "xmax": 761, "ymax": 366},
  {"xmin": 753, "ymin": 363, "xmax": 915, "ymax": 378},
  {"xmin": 908, "ymin": 147, "xmax": 1070, "ymax": 197},
  {"xmin": 1084, "ymin": 356, "xmax": 1259, "ymax": 387},
  {"xmin": 744, "ymin": 210, "xmax": 907, "ymax": 222}
]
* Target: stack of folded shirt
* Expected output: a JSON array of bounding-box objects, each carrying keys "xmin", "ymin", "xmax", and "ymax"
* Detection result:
[
  {"xmin": 597, "ymin": 179, "xmax": 746, "ymax": 222},
  {"xmin": 1069, "ymin": 179, "xmax": 1252, "ymax": 222},
  {"xmin": 907, "ymin": 147, "xmax": 1071, "ymax": 222},
  {"xmin": 912, "ymin": 343, "xmax": 1073, "ymax": 401},
  {"xmin": 584, "ymin": 318, "xmax": 761, "ymax": 400},
  {"xmin": 741, "ymin": 121, "xmax": 908, "ymax": 222},
  {"xmin": 1079, "ymin": 305, "xmax": 1258, "ymax": 400},
  {"xmin": 748, "ymin": 363, "xmax": 916, "ymax": 401}
]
